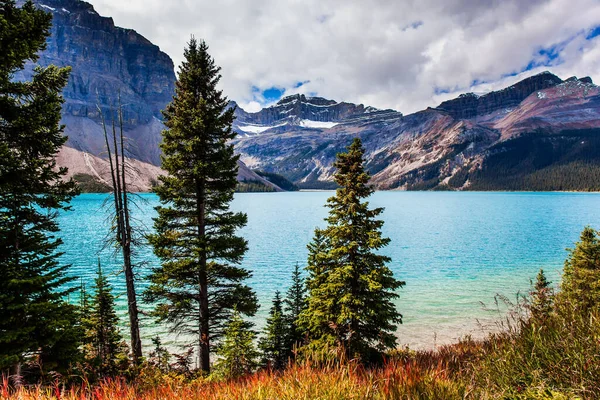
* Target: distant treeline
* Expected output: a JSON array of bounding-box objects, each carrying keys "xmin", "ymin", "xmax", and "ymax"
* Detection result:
[
  {"xmin": 465, "ymin": 129, "xmax": 600, "ymax": 191},
  {"xmin": 73, "ymin": 173, "xmax": 112, "ymax": 192},
  {"xmin": 296, "ymin": 180, "xmax": 340, "ymax": 190},
  {"xmin": 253, "ymin": 170, "xmax": 299, "ymax": 191},
  {"xmin": 236, "ymin": 179, "xmax": 276, "ymax": 192},
  {"xmin": 404, "ymin": 129, "xmax": 600, "ymax": 191}
]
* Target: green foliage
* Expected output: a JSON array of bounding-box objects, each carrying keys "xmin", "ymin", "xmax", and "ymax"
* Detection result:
[
  {"xmin": 0, "ymin": 0, "xmax": 82, "ymax": 377},
  {"xmin": 72, "ymin": 173, "xmax": 112, "ymax": 193},
  {"xmin": 529, "ymin": 269, "xmax": 553, "ymax": 323},
  {"xmin": 253, "ymin": 170, "xmax": 299, "ymax": 191},
  {"xmin": 283, "ymin": 263, "xmax": 307, "ymax": 355},
  {"xmin": 296, "ymin": 180, "xmax": 340, "ymax": 190},
  {"xmin": 470, "ymin": 227, "xmax": 600, "ymax": 398},
  {"xmin": 213, "ymin": 310, "xmax": 259, "ymax": 379},
  {"xmin": 300, "ymin": 138, "xmax": 405, "ymax": 362},
  {"xmin": 81, "ymin": 261, "xmax": 128, "ymax": 377},
  {"xmin": 559, "ymin": 227, "xmax": 600, "ymax": 315},
  {"xmin": 147, "ymin": 336, "xmax": 170, "ymax": 374},
  {"xmin": 144, "ymin": 38, "xmax": 258, "ymax": 373},
  {"xmin": 236, "ymin": 179, "xmax": 275, "ymax": 192},
  {"xmin": 258, "ymin": 292, "xmax": 289, "ymax": 370}
]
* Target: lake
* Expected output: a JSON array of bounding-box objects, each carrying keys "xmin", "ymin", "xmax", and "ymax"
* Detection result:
[{"xmin": 57, "ymin": 191, "xmax": 600, "ymax": 350}]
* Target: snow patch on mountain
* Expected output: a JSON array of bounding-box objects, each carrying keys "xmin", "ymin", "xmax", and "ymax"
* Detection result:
[
  {"xmin": 299, "ymin": 119, "xmax": 338, "ymax": 129},
  {"xmin": 237, "ymin": 122, "xmax": 288, "ymax": 133}
]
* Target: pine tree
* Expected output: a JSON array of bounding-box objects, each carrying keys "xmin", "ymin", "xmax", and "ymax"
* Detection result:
[
  {"xmin": 283, "ymin": 263, "xmax": 307, "ymax": 355},
  {"xmin": 0, "ymin": 0, "xmax": 82, "ymax": 378},
  {"xmin": 299, "ymin": 138, "xmax": 404, "ymax": 362},
  {"xmin": 82, "ymin": 261, "xmax": 127, "ymax": 376},
  {"xmin": 259, "ymin": 291, "xmax": 289, "ymax": 370},
  {"xmin": 559, "ymin": 227, "xmax": 600, "ymax": 314},
  {"xmin": 529, "ymin": 269, "xmax": 553, "ymax": 322},
  {"xmin": 145, "ymin": 38, "xmax": 258, "ymax": 374},
  {"xmin": 148, "ymin": 336, "xmax": 170, "ymax": 373},
  {"xmin": 213, "ymin": 310, "xmax": 259, "ymax": 379}
]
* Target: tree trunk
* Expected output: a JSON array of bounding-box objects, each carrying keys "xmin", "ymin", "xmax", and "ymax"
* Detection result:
[
  {"xmin": 118, "ymin": 101, "xmax": 142, "ymax": 364},
  {"xmin": 11, "ymin": 362, "xmax": 22, "ymax": 388},
  {"xmin": 197, "ymin": 179, "xmax": 210, "ymax": 374}
]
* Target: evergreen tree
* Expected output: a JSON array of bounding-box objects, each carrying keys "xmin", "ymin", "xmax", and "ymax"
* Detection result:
[
  {"xmin": 529, "ymin": 269, "xmax": 553, "ymax": 322},
  {"xmin": 148, "ymin": 336, "xmax": 170, "ymax": 373},
  {"xmin": 0, "ymin": 0, "xmax": 81, "ymax": 377},
  {"xmin": 559, "ymin": 227, "xmax": 600, "ymax": 314},
  {"xmin": 259, "ymin": 291, "xmax": 289, "ymax": 370},
  {"xmin": 213, "ymin": 310, "xmax": 259, "ymax": 379},
  {"xmin": 283, "ymin": 263, "xmax": 307, "ymax": 354},
  {"xmin": 299, "ymin": 138, "xmax": 404, "ymax": 361},
  {"xmin": 145, "ymin": 38, "xmax": 258, "ymax": 374},
  {"xmin": 82, "ymin": 261, "xmax": 127, "ymax": 376}
]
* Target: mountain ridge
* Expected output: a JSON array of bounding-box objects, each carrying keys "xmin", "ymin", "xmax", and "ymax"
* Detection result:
[
  {"xmin": 232, "ymin": 71, "xmax": 600, "ymax": 190},
  {"xmin": 23, "ymin": 0, "xmax": 600, "ymax": 191}
]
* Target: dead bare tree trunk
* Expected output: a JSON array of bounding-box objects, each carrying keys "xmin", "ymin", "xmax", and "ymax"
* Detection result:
[
  {"xmin": 98, "ymin": 99, "xmax": 143, "ymax": 365},
  {"xmin": 117, "ymin": 98, "xmax": 142, "ymax": 364}
]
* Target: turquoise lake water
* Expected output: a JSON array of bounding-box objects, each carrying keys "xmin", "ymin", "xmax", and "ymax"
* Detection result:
[{"xmin": 57, "ymin": 191, "xmax": 600, "ymax": 350}]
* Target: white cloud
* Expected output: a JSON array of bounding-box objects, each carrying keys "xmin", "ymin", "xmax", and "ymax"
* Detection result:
[
  {"xmin": 243, "ymin": 101, "xmax": 263, "ymax": 113},
  {"xmin": 87, "ymin": 0, "xmax": 600, "ymax": 114}
]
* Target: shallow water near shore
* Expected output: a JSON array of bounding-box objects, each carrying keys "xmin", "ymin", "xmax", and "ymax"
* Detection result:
[{"xmin": 57, "ymin": 191, "xmax": 600, "ymax": 350}]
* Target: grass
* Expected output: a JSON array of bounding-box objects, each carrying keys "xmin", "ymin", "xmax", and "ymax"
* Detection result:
[
  {"xmin": 2, "ymin": 356, "xmax": 466, "ymax": 399},
  {"xmin": 3, "ymin": 325, "xmax": 596, "ymax": 399},
  {"xmin": 4, "ymin": 300, "xmax": 599, "ymax": 399}
]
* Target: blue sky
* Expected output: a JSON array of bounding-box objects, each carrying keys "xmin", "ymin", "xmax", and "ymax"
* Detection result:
[{"xmin": 89, "ymin": 0, "xmax": 600, "ymax": 114}]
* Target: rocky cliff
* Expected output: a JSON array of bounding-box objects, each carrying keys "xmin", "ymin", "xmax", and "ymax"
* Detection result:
[
  {"xmin": 436, "ymin": 72, "xmax": 563, "ymax": 120},
  {"xmin": 17, "ymin": 0, "xmax": 175, "ymax": 165},
  {"xmin": 57, "ymin": 146, "xmax": 283, "ymax": 192}
]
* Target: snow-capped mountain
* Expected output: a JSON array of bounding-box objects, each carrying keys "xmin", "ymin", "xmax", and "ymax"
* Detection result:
[
  {"xmin": 233, "ymin": 72, "xmax": 600, "ymax": 190},
  {"xmin": 232, "ymin": 94, "xmax": 402, "ymax": 136}
]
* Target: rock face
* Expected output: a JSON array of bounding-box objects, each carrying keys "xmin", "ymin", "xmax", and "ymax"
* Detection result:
[
  {"xmin": 436, "ymin": 72, "xmax": 563, "ymax": 119},
  {"xmin": 17, "ymin": 0, "xmax": 175, "ymax": 165},
  {"xmin": 56, "ymin": 146, "xmax": 163, "ymax": 192},
  {"xmin": 232, "ymin": 72, "xmax": 600, "ymax": 190}
]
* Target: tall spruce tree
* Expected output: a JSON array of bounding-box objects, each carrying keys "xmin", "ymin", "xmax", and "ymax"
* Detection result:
[
  {"xmin": 299, "ymin": 138, "xmax": 404, "ymax": 361},
  {"xmin": 259, "ymin": 291, "xmax": 289, "ymax": 370},
  {"xmin": 0, "ymin": 0, "xmax": 81, "ymax": 377},
  {"xmin": 284, "ymin": 263, "xmax": 307, "ymax": 354},
  {"xmin": 145, "ymin": 38, "xmax": 258, "ymax": 374},
  {"xmin": 82, "ymin": 261, "xmax": 127, "ymax": 377}
]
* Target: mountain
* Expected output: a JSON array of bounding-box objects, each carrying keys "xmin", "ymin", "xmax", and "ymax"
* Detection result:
[
  {"xmin": 21, "ymin": 0, "xmax": 278, "ymax": 191},
  {"xmin": 16, "ymin": 0, "xmax": 174, "ymax": 166},
  {"xmin": 23, "ymin": 0, "xmax": 600, "ymax": 192},
  {"xmin": 232, "ymin": 72, "xmax": 600, "ymax": 190},
  {"xmin": 232, "ymin": 94, "xmax": 401, "ymax": 136}
]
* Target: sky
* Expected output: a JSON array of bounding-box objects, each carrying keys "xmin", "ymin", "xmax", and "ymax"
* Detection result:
[{"xmin": 88, "ymin": 0, "xmax": 600, "ymax": 115}]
